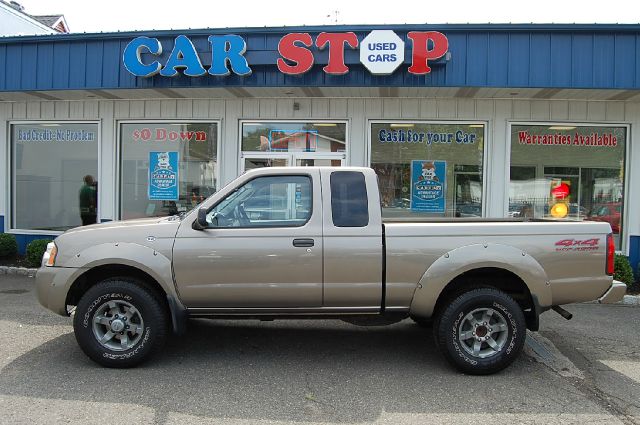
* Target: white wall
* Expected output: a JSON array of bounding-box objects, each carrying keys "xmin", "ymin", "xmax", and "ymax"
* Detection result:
[
  {"xmin": 0, "ymin": 3, "xmax": 54, "ymax": 36},
  {"xmin": 0, "ymin": 96, "xmax": 637, "ymax": 252}
]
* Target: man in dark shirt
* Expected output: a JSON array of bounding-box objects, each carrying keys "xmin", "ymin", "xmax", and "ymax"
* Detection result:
[{"xmin": 79, "ymin": 175, "xmax": 98, "ymax": 225}]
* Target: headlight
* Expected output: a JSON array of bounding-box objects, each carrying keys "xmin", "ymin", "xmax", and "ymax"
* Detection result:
[{"xmin": 42, "ymin": 242, "xmax": 57, "ymax": 267}]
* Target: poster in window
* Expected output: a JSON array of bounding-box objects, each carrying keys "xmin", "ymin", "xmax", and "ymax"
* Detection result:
[
  {"xmin": 149, "ymin": 151, "xmax": 179, "ymax": 201},
  {"xmin": 411, "ymin": 160, "xmax": 446, "ymax": 213}
]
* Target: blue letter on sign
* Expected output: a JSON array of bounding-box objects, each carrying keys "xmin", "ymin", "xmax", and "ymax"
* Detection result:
[
  {"xmin": 208, "ymin": 35, "xmax": 252, "ymax": 76},
  {"xmin": 123, "ymin": 36, "xmax": 163, "ymax": 77},
  {"xmin": 160, "ymin": 35, "xmax": 207, "ymax": 77}
]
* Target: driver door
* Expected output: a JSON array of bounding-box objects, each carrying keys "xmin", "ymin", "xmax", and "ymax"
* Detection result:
[{"xmin": 172, "ymin": 169, "xmax": 323, "ymax": 309}]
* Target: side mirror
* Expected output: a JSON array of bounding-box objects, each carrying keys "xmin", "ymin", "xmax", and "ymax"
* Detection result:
[{"xmin": 192, "ymin": 207, "xmax": 209, "ymax": 230}]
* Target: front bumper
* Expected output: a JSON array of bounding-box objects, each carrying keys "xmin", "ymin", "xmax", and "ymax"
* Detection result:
[
  {"xmin": 35, "ymin": 266, "xmax": 84, "ymax": 316},
  {"xmin": 598, "ymin": 280, "xmax": 627, "ymax": 304}
]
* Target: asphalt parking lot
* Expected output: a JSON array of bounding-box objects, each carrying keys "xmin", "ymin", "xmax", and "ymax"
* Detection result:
[{"xmin": 0, "ymin": 275, "xmax": 638, "ymax": 425}]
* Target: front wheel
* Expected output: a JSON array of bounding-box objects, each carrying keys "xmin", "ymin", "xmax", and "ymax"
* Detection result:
[
  {"xmin": 73, "ymin": 278, "xmax": 168, "ymax": 368},
  {"xmin": 434, "ymin": 288, "xmax": 526, "ymax": 375}
]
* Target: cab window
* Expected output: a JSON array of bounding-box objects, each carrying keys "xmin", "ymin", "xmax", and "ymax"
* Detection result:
[
  {"xmin": 206, "ymin": 175, "xmax": 311, "ymax": 228},
  {"xmin": 330, "ymin": 171, "xmax": 369, "ymax": 227}
]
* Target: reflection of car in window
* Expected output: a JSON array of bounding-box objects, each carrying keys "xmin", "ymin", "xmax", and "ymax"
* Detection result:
[
  {"xmin": 567, "ymin": 203, "xmax": 587, "ymax": 219},
  {"xmin": 588, "ymin": 202, "xmax": 622, "ymax": 233},
  {"xmin": 455, "ymin": 203, "xmax": 482, "ymax": 217}
]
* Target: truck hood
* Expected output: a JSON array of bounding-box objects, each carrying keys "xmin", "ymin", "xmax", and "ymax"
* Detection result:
[
  {"xmin": 53, "ymin": 216, "xmax": 182, "ymax": 266},
  {"xmin": 62, "ymin": 216, "xmax": 179, "ymax": 236}
]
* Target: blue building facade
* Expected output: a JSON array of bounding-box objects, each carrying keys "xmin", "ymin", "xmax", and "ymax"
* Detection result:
[{"xmin": 0, "ymin": 24, "xmax": 638, "ymax": 278}]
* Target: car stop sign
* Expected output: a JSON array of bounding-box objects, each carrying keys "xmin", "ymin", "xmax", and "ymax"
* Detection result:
[{"xmin": 359, "ymin": 30, "xmax": 405, "ymax": 75}]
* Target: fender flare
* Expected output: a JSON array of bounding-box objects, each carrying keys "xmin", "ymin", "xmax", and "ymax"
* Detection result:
[
  {"xmin": 64, "ymin": 242, "xmax": 179, "ymax": 302},
  {"xmin": 409, "ymin": 243, "xmax": 552, "ymax": 318}
]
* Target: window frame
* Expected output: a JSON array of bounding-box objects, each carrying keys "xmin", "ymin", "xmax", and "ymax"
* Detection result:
[
  {"xmin": 367, "ymin": 119, "xmax": 489, "ymax": 218},
  {"xmin": 203, "ymin": 173, "xmax": 314, "ymax": 230},
  {"xmin": 506, "ymin": 121, "xmax": 630, "ymax": 253},
  {"xmin": 116, "ymin": 119, "xmax": 221, "ymax": 221},
  {"xmin": 7, "ymin": 120, "xmax": 101, "ymax": 235}
]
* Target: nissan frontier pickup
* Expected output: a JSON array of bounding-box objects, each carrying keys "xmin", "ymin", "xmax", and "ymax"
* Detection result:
[{"xmin": 36, "ymin": 167, "xmax": 626, "ymax": 374}]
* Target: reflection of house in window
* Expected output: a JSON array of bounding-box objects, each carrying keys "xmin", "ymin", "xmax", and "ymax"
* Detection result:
[{"xmin": 259, "ymin": 130, "xmax": 345, "ymax": 153}]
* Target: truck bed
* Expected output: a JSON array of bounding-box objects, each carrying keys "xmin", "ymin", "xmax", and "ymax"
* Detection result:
[
  {"xmin": 384, "ymin": 217, "xmax": 527, "ymax": 223},
  {"xmin": 382, "ymin": 219, "xmax": 613, "ymax": 310}
]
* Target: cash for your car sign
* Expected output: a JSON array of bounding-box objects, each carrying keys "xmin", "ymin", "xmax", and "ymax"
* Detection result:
[
  {"xmin": 411, "ymin": 160, "xmax": 446, "ymax": 213},
  {"xmin": 149, "ymin": 151, "xmax": 179, "ymax": 201}
]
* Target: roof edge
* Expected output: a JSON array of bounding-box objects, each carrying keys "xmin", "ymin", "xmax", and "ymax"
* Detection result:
[{"xmin": 0, "ymin": 22, "xmax": 639, "ymax": 43}]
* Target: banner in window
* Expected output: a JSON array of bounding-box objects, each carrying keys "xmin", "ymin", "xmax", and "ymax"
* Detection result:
[
  {"xmin": 410, "ymin": 160, "xmax": 446, "ymax": 213},
  {"xmin": 149, "ymin": 151, "xmax": 179, "ymax": 201}
]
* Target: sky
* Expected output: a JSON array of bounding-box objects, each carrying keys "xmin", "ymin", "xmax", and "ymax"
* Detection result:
[{"xmin": 18, "ymin": 0, "xmax": 640, "ymax": 33}]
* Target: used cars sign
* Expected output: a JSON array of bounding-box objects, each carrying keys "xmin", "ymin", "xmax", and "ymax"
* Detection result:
[{"xmin": 359, "ymin": 30, "xmax": 405, "ymax": 75}]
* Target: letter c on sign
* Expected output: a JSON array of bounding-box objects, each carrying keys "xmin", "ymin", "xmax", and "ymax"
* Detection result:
[{"xmin": 123, "ymin": 36, "xmax": 163, "ymax": 77}]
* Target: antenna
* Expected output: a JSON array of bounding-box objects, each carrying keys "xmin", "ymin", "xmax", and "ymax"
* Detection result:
[{"xmin": 326, "ymin": 10, "xmax": 340, "ymax": 24}]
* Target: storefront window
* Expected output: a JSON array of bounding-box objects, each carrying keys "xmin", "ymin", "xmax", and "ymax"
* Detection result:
[
  {"xmin": 120, "ymin": 122, "xmax": 218, "ymax": 220},
  {"xmin": 509, "ymin": 124, "xmax": 626, "ymax": 247},
  {"xmin": 11, "ymin": 122, "xmax": 99, "ymax": 231},
  {"xmin": 242, "ymin": 122, "xmax": 347, "ymax": 153},
  {"xmin": 370, "ymin": 122, "xmax": 485, "ymax": 218}
]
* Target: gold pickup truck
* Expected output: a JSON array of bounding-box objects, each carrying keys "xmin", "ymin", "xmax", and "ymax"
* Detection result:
[{"xmin": 36, "ymin": 167, "xmax": 626, "ymax": 374}]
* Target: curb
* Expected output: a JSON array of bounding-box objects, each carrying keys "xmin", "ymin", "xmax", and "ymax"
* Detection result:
[
  {"xmin": 583, "ymin": 294, "xmax": 640, "ymax": 306},
  {"xmin": 0, "ymin": 266, "xmax": 37, "ymax": 277},
  {"xmin": 619, "ymin": 295, "xmax": 640, "ymax": 306}
]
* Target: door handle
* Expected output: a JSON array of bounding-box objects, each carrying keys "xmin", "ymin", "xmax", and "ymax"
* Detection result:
[{"xmin": 293, "ymin": 238, "xmax": 314, "ymax": 247}]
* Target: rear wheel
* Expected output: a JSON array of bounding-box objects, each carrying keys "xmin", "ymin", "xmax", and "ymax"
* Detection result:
[
  {"xmin": 73, "ymin": 278, "xmax": 168, "ymax": 368},
  {"xmin": 434, "ymin": 288, "xmax": 526, "ymax": 375}
]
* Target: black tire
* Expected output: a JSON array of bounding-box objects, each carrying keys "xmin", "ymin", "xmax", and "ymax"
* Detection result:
[
  {"xmin": 73, "ymin": 278, "xmax": 168, "ymax": 368},
  {"xmin": 434, "ymin": 288, "xmax": 526, "ymax": 375}
]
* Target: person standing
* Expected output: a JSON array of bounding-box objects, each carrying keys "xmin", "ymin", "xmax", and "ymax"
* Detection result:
[{"xmin": 79, "ymin": 175, "xmax": 98, "ymax": 225}]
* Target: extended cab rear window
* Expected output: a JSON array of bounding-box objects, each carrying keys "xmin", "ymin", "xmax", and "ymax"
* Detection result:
[{"xmin": 330, "ymin": 171, "xmax": 369, "ymax": 227}]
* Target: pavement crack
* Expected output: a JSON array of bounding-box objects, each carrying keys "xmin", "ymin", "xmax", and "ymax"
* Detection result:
[
  {"xmin": 542, "ymin": 331, "xmax": 640, "ymax": 425},
  {"xmin": 302, "ymin": 371, "xmax": 335, "ymax": 412}
]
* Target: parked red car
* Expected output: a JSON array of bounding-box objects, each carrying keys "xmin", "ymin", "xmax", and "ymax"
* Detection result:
[{"xmin": 588, "ymin": 202, "xmax": 622, "ymax": 233}]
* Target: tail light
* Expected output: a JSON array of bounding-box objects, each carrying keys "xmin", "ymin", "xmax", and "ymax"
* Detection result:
[{"xmin": 606, "ymin": 233, "xmax": 615, "ymax": 276}]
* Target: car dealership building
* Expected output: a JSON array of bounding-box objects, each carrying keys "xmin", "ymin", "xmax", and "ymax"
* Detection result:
[{"xmin": 0, "ymin": 23, "xmax": 639, "ymax": 275}]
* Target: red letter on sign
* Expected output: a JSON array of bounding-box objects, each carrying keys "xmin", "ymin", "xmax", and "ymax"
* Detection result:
[
  {"xmin": 315, "ymin": 32, "xmax": 359, "ymax": 75},
  {"xmin": 407, "ymin": 31, "xmax": 449, "ymax": 74},
  {"xmin": 277, "ymin": 33, "xmax": 314, "ymax": 75}
]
